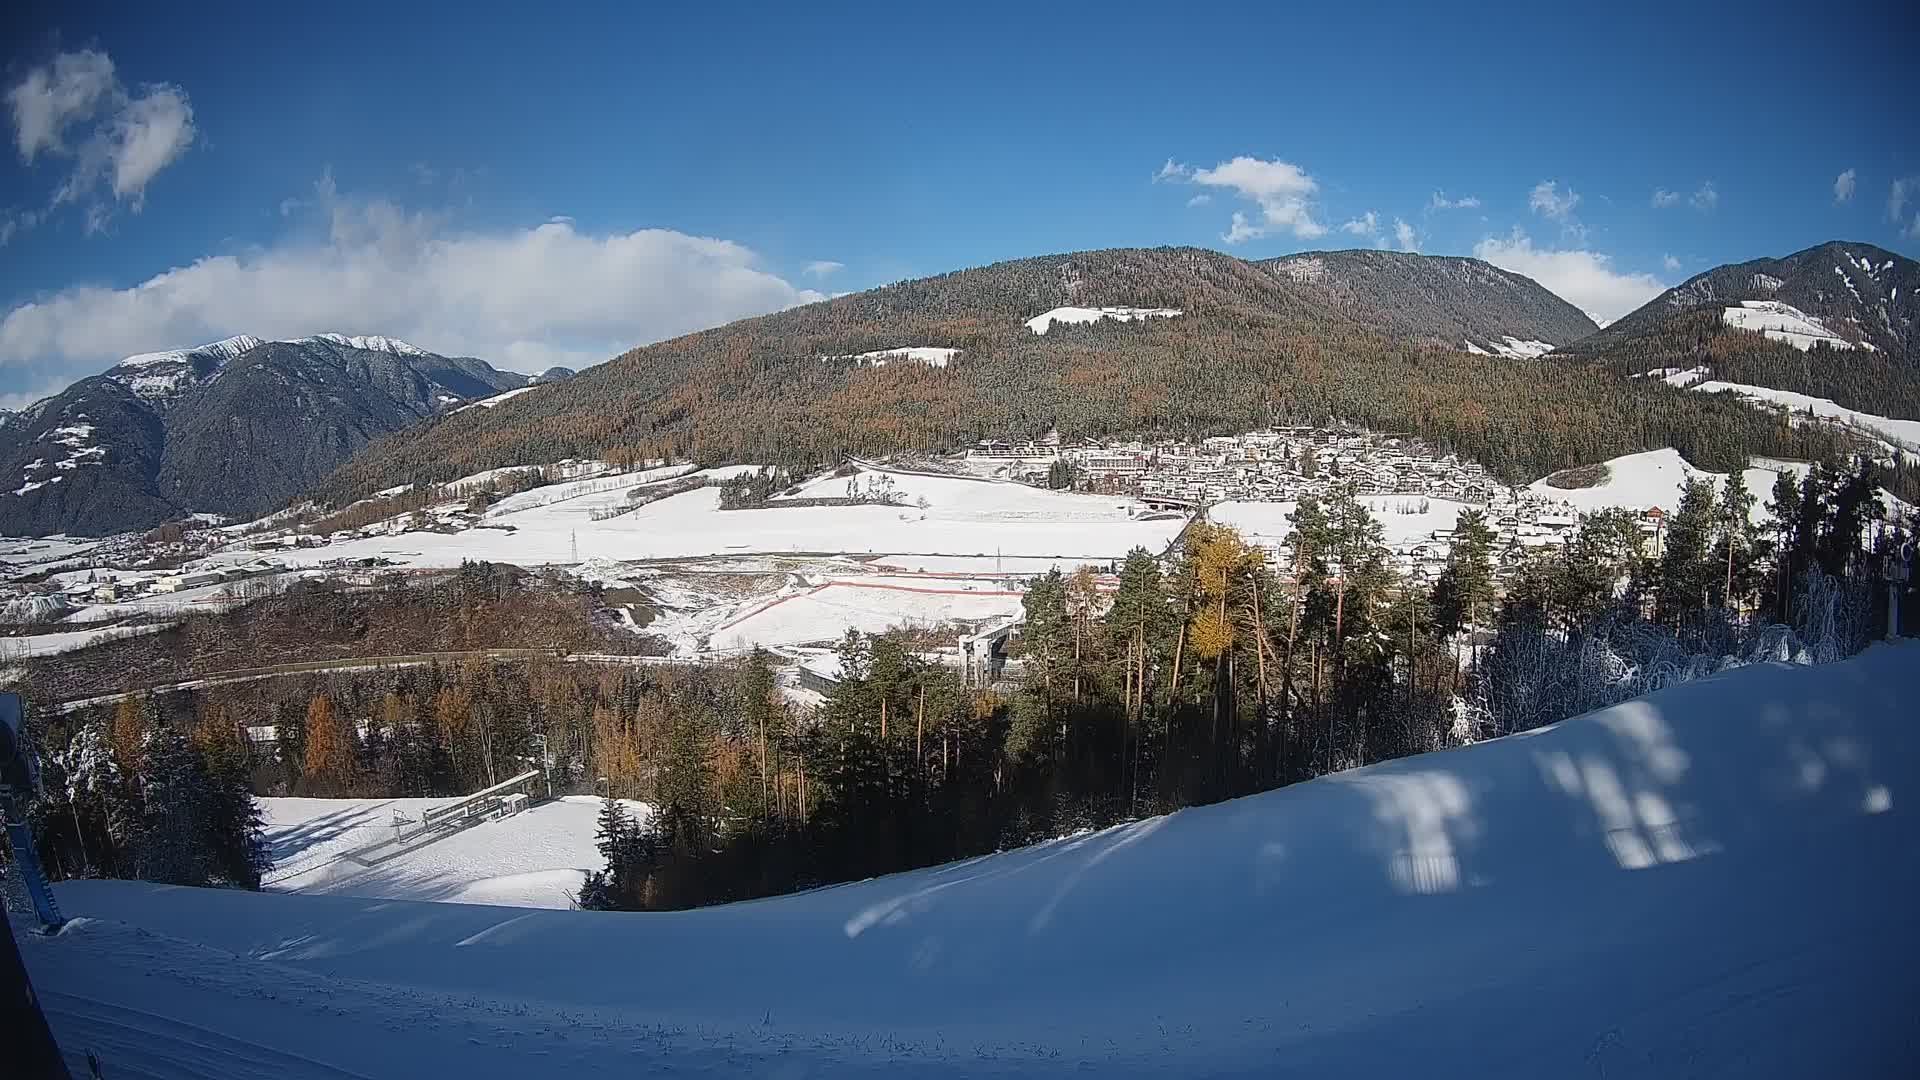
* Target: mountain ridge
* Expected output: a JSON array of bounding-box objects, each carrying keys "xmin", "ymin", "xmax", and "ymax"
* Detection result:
[
  {"xmin": 312, "ymin": 244, "xmax": 1870, "ymax": 508},
  {"xmin": 0, "ymin": 335, "xmax": 527, "ymax": 535}
]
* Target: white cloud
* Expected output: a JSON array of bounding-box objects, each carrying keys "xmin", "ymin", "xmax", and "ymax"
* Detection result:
[
  {"xmin": 1889, "ymin": 178, "xmax": 1920, "ymax": 239},
  {"xmin": 1530, "ymin": 180, "xmax": 1581, "ymax": 221},
  {"xmin": 1166, "ymin": 155, "xmax": 1326, "ymax": 242},
  {"xmin": 1834, "ymin": 168, "xmax": 1856, "ymax": 203},
  {"xmin": 1223, "ymin": 211, "xmax": 1262, "ymax": 245},
  {"xmin": 803, "ymin": 260, "xmax": 844, "ymax": 277},
  {"xmin": 1340, "ymin": 210, "xmax": 1379, "ymax": 236},
  {"xmin": 1394, "ymin": 218, "xmax": 1419, "ymax": 252},
  {"xmin": 1186, "ymin": 193, "xmax": 1211, "ymax": 207},
  {"xmin": 1473, "ymin": 228, "xmax": 1665, "ymax": 323},
  {"xmin": 1663, "ymin": 253, "xmax": 1682, "ymax": 272},
  {"xmin": 1653, "ymin": 182, "xmax": 1717, "ymax": 211},
  {"xmin": 1428, "ymin": 190, "xmax": 1480, "ymax": 210},
  {"xmin": 6, "ymin": 50, "xmax": 117, "ymax": 161},
  {"xmin": 0, "ymin": 181, "xmax": 827, "ymax": 406},
  {"xmin": 5, "ymin": 50, "xmax": 197, "ymax": 226}
]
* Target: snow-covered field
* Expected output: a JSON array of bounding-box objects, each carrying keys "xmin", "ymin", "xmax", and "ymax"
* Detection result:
[
  {"xmin": 1024, "ymin": 306, "xmax": 1182, "ymax": 335},
  {"xmin": 1212, "ymin": 496, "xmax": 1471, "ymax": 549},
  {"xmin": 0, "ymin": 534, "xmax": 105, "ymax": 581},
  {"xmin": 1528, "ymin": 447, "xmax": 1913, "ymax": 525},
  {"xmin": 825, "ymin": 346, "xmax": 960, "ymax": 368},
  {"xmin": 27, "ymin": 640, "xmax": 1920, "ymax": 1077},
  {"xmin": 1475, "ymin": 335, "xmax": 1556, "ymax": 360},
  {"xmin": 261, "ymin": 795, "xmax": 644, "ymax": 909},
  {"xmin": 0, "ymin": 620, "xmax": 168, "ymax": 659},
  {"xmin": 202, "ymin": 466, "xmax": 1186, "ymax": 574},
  {"xmin": 710, "ymin": 578, "xmax": 1025, "ymax": 651},
  {"xmin": 1528, "ymin": 447, "xmax": 1711, "ymax": 514}
]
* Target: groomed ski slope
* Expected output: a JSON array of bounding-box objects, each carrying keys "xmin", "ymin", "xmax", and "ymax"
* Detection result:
[
  {"xmin": 27, "ymin": 641, "xmax": 1920, "ymax": 1077},
  {"xmin": 260, "ymin": 795, "xmax": 649, "ymax": 909}
]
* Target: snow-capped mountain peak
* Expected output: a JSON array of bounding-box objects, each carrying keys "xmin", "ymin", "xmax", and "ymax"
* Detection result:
[
  {"xmin": 115, "ymin": 334, "xmax": 265, "ymax": 371},
  {"xmin": 302, "ymin": 333, "xmax": 432, "ymax": 357},
  {"xmin": 107, "ymin": 335, "xmax": 267, "ymax": 403}
]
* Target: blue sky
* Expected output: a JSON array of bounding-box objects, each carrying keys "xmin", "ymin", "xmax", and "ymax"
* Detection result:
[{"xmin": 1, "ymin": 0, "xmax": 1915, "ymax": 407}]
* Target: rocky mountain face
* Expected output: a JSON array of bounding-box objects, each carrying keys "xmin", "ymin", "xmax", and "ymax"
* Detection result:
[{"xmin": 0, "ymin": 335, "xmax": 526, "ymax": 535}]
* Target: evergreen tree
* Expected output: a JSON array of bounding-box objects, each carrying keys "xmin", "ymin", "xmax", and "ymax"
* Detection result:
[
  {"xmin": 1712, "ymin": 468, "xmax": 1759, "ymax": 611},
  {"xmin": 133, "ymin": 724, "xmax": 215, "ymax": 886},
  {"xmin": 594, "ymin": 794, "xmax": 633, "ymax": 866},
  {"xmin": 1656, "ymin": 478, "xmax": 1719, "ymax": 625},
  {"xmin": 1433, "ymin": 508, "xmax": 1498, "ymax": 638}
]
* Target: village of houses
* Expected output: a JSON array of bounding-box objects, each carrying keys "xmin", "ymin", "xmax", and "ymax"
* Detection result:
[{"xmin": 966, "ymin": 426, "xmax": 1654, "ymax": 582}]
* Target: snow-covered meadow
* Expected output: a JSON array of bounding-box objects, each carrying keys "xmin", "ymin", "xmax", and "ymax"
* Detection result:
[{"xmin": 28, "ymin": 639, "xmax": 1920, "ymax": 1077}]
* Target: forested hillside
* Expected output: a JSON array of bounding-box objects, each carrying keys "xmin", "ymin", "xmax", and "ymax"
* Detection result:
[
  {"xmin": 1584, "ymin": 241, "xmax": 1916, "ymax": 358},
  {"xmin": 1261, "ymin": 249, "xmax": 1598, "ymax": 352},
  {"xmin": 317, "ymin": 247, "xmax": 1872, "ymax": 505}
]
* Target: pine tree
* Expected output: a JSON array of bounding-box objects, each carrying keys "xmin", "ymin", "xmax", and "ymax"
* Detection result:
[
  {"xmin": 1713, "ymin": 468, "xmax": 1759, "ymax": 611},
  {"xmin": 1656, "ymin": 478, "xmax": 1719, "ymax": 626},
  {"xmin": 133, "ymin": 724, "xmax": 215, "ymax": 886},
  {"xmin": 194, "ymin": 708, "xmax": 270, "ymax": 888},
  {"xmin": 594, "ymin": 794, "xmax": 633, "ymax": 866}
]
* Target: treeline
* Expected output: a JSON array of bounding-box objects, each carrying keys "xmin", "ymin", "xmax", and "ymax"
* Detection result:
[
  {"xmin": 311, "ymin": 246, "xmax": 1892, "ymax": 506},
  {"xmin": 29, "ymin": 696, "xmax": 267, "ymax": 888}
]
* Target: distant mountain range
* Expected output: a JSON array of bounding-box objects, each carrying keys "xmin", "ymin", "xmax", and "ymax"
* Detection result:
[
  {"xmin": 13, "ymin": 242, "xmax": 1910, "ymax": 538},
  {"xmin": 0, "ymin": 335, "xmax": 561, "ymax": 535}
]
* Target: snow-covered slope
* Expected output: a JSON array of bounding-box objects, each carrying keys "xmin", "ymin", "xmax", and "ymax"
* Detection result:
[
  {"xmin": 1025, "ymin": 305, "xmax": 1182, "ymax": 335},
  {"xmin": 31, "ymin": 641, "xmax": 1920, "ymax": 1076},
  {"xmin": 1690, "ymin": 380, "xmax": 1920, "ymax": 452},
  {"xmin": 1721, "ymin": 300, "xmax": 1860, "ymax": 351},
  {"xmin": 825, "ymin": 346, "xmax": 961, "ymax": 368},
  {"xmin": 1486, "ymin": 335, "xmax": 1555, "ymax": 359},
  {"xmin": 262, "ymin": 795, "xmax": 648, "ymax": 909},
  {"xmin": 107, "ymin": 334, "xmax": 265, "ymax": 403},
  {"xmin": 302, "ymin": 333, "xmax": 432, "ymax": 357},
  {"xmin": 1528, "ymin": 447, "xmax": 1710, "ymax": 512}
]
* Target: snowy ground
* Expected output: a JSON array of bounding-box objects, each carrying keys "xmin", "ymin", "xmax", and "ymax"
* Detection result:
[
  {"xmin": 0, "ymin": 620, "xmax": 169, "ymax": 661},
  {"xmin": 25, "ymin": 641, "xmax": 1920, "ymax": 1077},
  {"xmin": 261, "ymin": 795, "xmax": 645, "ymax": 909},
  {"xmin": 1212, "ymin": 496, "xmax": 1471, "ymax": 550},
  {"xmin": 1528, "ymin": 447, "xmax": 1913, "ymax": 525},
  {"xmin": 1691, "ymin": 379, "xmax": 1920, "ymax": 452},
  {"xmin": 1721, "ymin": 300, "xmax": 1857, "ymax": 351},
  {"xmin": 197, "ymin": 466, "xmax": 1184, "ymax": 574}
]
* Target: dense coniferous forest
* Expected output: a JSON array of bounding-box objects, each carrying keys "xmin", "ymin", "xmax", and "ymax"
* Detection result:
[{"xmin": 314, "ymin": 247, "xmax": 1906, "ymax": 506}]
